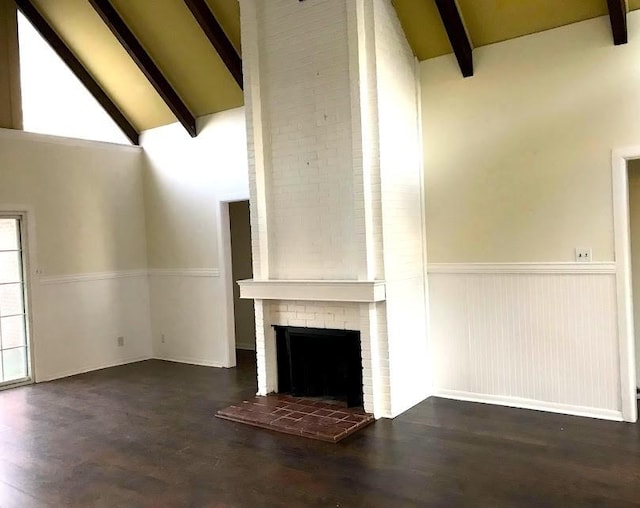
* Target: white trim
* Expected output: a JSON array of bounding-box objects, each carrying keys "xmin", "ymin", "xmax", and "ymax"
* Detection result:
[
  {"xmin": 237, "ymin": 279, "xmax": 387, "ymax": 303},
  {"xmin": 37, "ymin": 355, "xmax": 231, "ymax": 383},
  {"xmin": 148, "ymin": 268, "xmax": 220, "ymax": 278},
  {"xmin": 218, "ymin": 201, "xmax": 235, "ymax": 369},
  {"xmin": 38, "ymin": 355, "xmax": 153, "ymax": 382},
  {"xmin": 427, "ymin": 262, "xmax": 616, "ymax": 274},
  {"xmin": 39, "ymin": 268, "xmax": 220, "ymax": 284},
  {"xmin": 416, "ymin": 57, "xmax": 433, "ymax": 399},
  {"xmin": 217, "ymin": 198, "xmax": 252, "ymax": 370},
  {"xmin": 612, "ymin": 146, "xmax": 640, "ymax": 423},
  {"xmin": 0, "ymin": 378, "xmax": 33, "ymax": 391},
  {"xmin": 0, "ymin": 206, "xmax": 38, "ymax": 384},
  {"xmin": 40, "ymin": 270, "xmax": 148, "ymax": 285},
  {"xmin": 434, "ymin": 389, "xmax": 623, "ymax": 422},
  {"xmin": 0, "ymin": 127, "xmax": 140, "ymax": 151},
  {"xmin": 153, "ymin": 355, "xmax": 228, "ymax": 368}
]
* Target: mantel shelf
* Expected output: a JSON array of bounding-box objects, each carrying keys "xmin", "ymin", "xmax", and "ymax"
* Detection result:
[{"xmin": 237, "ymin": 279, "xmax": 386, "ymax": 303}]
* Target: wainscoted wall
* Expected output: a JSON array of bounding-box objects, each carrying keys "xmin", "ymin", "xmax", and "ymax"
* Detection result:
[
  {"xmin": 35, "ymin": 271, "xmax": 153, "ymax": 382},
  {"xmin": 33, "ymin": 268, "xmax": 232, "ymax": 382},
  {"xmin": 428, "ymin": 263, "xmax": 621, "ymax": 420},
  {"xmin": 148, "ymin": 269, "xmax": 231, "ymax": 368},
  {"xmin": 141, "ymin": 108, "xmax": 250, "ymax": 370},
  {"xmin": 0, "ymin": 129, "xmax": 151, "ymax": 384}
]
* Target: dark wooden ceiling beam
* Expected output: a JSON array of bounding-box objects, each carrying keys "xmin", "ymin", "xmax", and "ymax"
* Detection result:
[
  {"xmin": 183, "ymin": 0, "xmax": 243, "ymax": 89},
  {"xmin": 606, "ymin": 0, "xmax": 628, "ymax": 45},
  {"xmin": 14, "ymin": 0, "xmax": 139, "ymax": 144},
  {"xmin": 88, "ymin": 0, "xmax": 197, "ymax": 137},
  {"xmin": 434, "ymin": 0, "xmax": 473, "ymax": 78}
]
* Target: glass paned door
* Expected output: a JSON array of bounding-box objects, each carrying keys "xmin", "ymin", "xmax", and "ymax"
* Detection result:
[{"xmin": 0, "ymin": 218, "xmax": 30, "ymax": 385}]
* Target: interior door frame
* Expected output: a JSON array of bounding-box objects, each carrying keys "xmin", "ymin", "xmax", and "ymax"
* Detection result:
[
  {"xmin": 217, "ymin": 193, "xmax": 250, "ymax": 369},
  {"xmin": 612, "ymin": 147, "xmax": 640, "ymax": 422}
]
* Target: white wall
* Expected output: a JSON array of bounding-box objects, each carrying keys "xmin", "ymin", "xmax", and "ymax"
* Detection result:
[
  {"xmin": 422, "ymin": 13, "xmax": 640, "ymax": 264},
  {"xmin": 421, "ymin": 13, "xmax": 640, "ymax": 419},
  {"xmin": 373, "ymin": 0, "xmax": 429, "ymax": 416},
  {"xmin": 0, "ymin": 108, "xmax": 250, "ymax": 379},
  {"xmin": 141, "ymin": 108, "xmax": 249, "ymax": 367},
  {"xmin": 259, "ymin": 0, "xmax": 357, "ymax": 279},
  {"xmin": 0, "ymin": 129, "xmax": 152, "ymax": 381}
]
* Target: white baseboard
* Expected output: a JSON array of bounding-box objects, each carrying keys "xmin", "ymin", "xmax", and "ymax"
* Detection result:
[
  {"xmin": 434, "ymin": 389, "xmax": 623, "ymax": 421},
  {"xmin": 37, "ymin": 354, "xmax": 233, "ymax": 383},
  {"xmin": 37, "ymin": 355, "xmax": 153, "ymax": 382},
  {"xmin": 153, "ymin": 355, "xmax": 229, "ymax": 368}
]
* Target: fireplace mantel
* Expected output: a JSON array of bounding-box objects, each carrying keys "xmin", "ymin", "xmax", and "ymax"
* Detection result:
[{"xmin": 237, "ymin": 279, "xmax": 386, "ymax": 303}]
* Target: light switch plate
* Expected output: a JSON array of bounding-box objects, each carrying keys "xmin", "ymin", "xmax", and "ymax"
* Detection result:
[{"xmin": 575, "ymin": 248, "xmax": 592, "ymax": 262}]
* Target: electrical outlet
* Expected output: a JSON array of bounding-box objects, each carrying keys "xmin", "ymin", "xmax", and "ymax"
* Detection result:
[
  {"xmin": 117, "ymin": 336, "xmax": 125, "ymax": 347},
  {"xmin": 161, "ymin": 334, "xmax": 166, "ymax": 344},
  {"xmin": 575, "ymin": 248, "xmax": 592, "ymax": 262}
]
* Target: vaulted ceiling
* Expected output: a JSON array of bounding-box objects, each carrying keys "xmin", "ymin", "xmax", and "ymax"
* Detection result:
[
  {"xmin": 394, "ymin": 0, "xmax": 640, "ymax": 61},
  {"xmin": 17, "ymin": 0, "xmax": 640, "ymax": 140}
]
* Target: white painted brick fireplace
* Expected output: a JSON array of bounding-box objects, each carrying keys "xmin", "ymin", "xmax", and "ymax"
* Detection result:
[{"xmin": 237, "ymin": 0, "xmax": 428, "ymax": 419}]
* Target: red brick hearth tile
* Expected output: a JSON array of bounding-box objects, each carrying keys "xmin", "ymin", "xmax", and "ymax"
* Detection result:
[
  {"xmin": 328, "ymin": 411, "xmax": 349, "ymax": 420},
  {"xmin": 216, "ymin": 395, "xmax": 374, "ymax": 443},
  {"xmin": 244, "ymin": 402, "xmax": 274, "ymax": 414},
  {"xmin": 342, "ymin": 414, "xmax": 368, "ymax": 423},
  {"xmin": 251, "ymin": 397, "xmax": 283, "ymax": 408},
  {"xmin": 299, "ymin": 414, "xmax": 333, "ymax": 426},
  {"xmin": 271, "ymin": 416, "xmax": 301, "ymax": 430},
  {"xmin": 312, "ymin": 408, "xmax": 335, "ymax": 417},
  {"xmin": 284, "ymin": 403, "xmax": 312, "ymax": 412}
]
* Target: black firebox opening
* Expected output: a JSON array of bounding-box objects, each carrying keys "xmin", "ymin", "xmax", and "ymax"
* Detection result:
[{"xmin": 274, "ymin": 326, "xmax": 363, "ymax": 408}]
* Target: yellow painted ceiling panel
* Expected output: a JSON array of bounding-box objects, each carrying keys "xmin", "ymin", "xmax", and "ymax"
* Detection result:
[
  {"xmin": 205, "ymin": 0, "xmax": 241, "ymax": 54},
  {"xmin": 31, "ymin": 0, "xmax": 174, "ymax": 131},
  {"xmin": 28, "ymin": 0, "xmax": 638, "ymax": 131},
  {"xmin": 458, "ymin": 0, "xmax": 608, "ymax": 48},
  {"xmin": 629, "ymin": 0, "xmax": 640, "ymax": 10},
  {"xmin": 109, "ymin": 0, "xmax": 243, "ymax": 120},
  {"xmin": 392, "ymin": 0, "xmax": 451, "ymax": 60},
  {"xmin": 394, "ymin": 0, "xmax": 629, "ymax": 61}
]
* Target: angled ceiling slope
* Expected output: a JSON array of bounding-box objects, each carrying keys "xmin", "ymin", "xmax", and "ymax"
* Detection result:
[
  {"xmin": 88, "ymin": 0, "xmax": 198, "ymax": 137},
  {"xmin": 15, "ymin": 0, "xmax": 139, "ymax": 143},
  {"xmin": 395, "ymin": 0, "xmax": 640, "ymax": 62},
  {"xmin": 24, "ymin": 0, "xmax": 243, "ymax": 137},
  {"xmin": 15, "ymin": 0, "xmax": 640, "ymax": 136}
]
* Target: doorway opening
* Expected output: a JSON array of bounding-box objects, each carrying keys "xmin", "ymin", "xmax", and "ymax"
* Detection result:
[
  {"xmin": 612, "ymin": 147, "xmax": 640, "ymax": 422},
  {"xmin": 627, "ymin": 161, "xmax": 640, "ymax": 396},
  {"xmin": 0, "ymin": 215, "xmax": 32, "ymax": 389},
  {"xmin": 228, "ymin": 201, "xmax": 256, "ymax": 371}
]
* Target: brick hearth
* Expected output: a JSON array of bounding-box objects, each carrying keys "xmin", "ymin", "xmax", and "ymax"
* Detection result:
[{"xmin": 216, "ymin": 395, "xmax": 374, "ymax": 443}]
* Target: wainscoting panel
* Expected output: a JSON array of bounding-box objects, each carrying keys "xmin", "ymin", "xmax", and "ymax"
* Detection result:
[
  {"xmin": 35, "ymin": 272, "xmax": 153, "ymax": 381},
  {"xmin": 428, "ymin": 264, "xmax": 621, "ymax": 418},
  {"xmin": 149, "ymin": 270, "xmax": 229, "ymax": 367}
]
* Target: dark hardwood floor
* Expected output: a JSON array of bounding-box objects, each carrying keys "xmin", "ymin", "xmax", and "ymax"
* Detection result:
[{"xmin": 1, "ymin": 350, "xmax": 639, "ymax": 507}]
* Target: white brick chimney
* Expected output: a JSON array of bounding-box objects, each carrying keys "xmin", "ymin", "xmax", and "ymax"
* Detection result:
[{"xmin": 238, "ymin": 0, "xmax": 429, "ymax": 418}]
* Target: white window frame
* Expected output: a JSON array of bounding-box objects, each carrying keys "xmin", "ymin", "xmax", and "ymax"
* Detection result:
[{"xmin": 0, "ymin": 209, "xmax": 36, "ymax": 390}]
